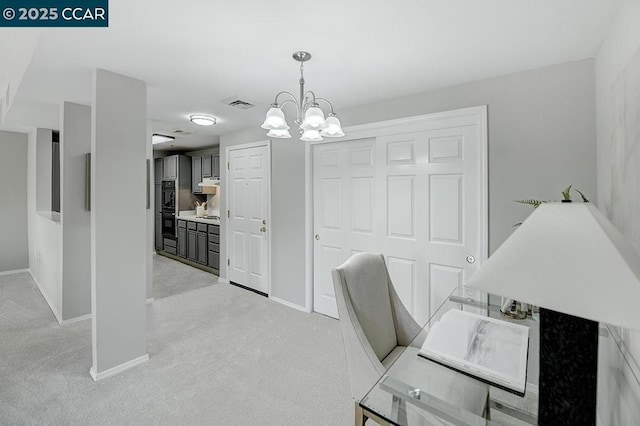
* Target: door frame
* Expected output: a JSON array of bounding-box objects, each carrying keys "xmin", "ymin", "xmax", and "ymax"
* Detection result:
[
  {"xmin": 225, "ymin": 140, "xmax": 272, "ymax": 297},
  {"xmin": 304, "ymin": 105, "xmax": 489, "ymax": 313}
]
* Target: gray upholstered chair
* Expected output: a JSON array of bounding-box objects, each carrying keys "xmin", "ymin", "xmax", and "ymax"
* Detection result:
[
  {"xmin": 331, "ymin": 252, "xmax": 423, "ymax": 402},
  {"xmin": 332, "ymin": 252, "xmax": 489, "ymax": 423}
]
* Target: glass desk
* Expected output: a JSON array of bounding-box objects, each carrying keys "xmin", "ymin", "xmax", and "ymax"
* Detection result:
[{"xmin": 357, "ymin": 287, "xmax": 539, "ymax": 425}]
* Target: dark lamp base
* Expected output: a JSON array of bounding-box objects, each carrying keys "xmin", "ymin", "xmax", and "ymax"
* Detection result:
[{"xmin": 539, "ymin": 308, "xmax": 599, "ymax": 426}]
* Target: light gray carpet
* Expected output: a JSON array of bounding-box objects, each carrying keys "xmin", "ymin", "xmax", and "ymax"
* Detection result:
[
  {"xmin": 0, "ymin": 270, "xmax": 352, "ymax": 425},
  {"xmin": 153, "ymin": 253, "xmax": 217, "ymax": 300}
]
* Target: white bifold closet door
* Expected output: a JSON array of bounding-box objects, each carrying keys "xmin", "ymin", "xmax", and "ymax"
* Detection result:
[{"xmin": 312, "ymin": 114, "xmax": 486, "ymax": 323}]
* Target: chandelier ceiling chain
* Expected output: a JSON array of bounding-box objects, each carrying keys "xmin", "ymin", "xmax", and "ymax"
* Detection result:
[{"xmin": 261, "ymin": 51, "xmax": 345, "ymax": 141}]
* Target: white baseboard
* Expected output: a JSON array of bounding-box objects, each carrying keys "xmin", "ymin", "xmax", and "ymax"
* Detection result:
[
  {"xmin": 146, "ymin": 298, "xmax": 155, "ymax": 304},
  {"xmin": 218, "ymin": 277, "xmax": 230, "ymax": 284},
  {"xmin": 270, "ymin": 296, "xmax": 309, "ymax": 313},
  {"xmin": 29, "ymin": 270, "xmax": 62, "ymax": 326},
  {"xmin": 0, "ymin": 268, "xmax": 29, "ymax": 277},
  {"xmin": 526, "ymin": 383, "xmax": 539, "ymax": 395},
  {"xmin": 61, "ymin": 313, "xmax": 91, "ymax": 325},
  {"xmin": 90, "ymin": 354, "xmax": 149, "ymax": 382}
]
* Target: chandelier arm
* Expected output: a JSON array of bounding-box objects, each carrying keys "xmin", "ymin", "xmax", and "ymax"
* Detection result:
[
  {"xmin": 303, "ymin": 90, "xmax": 318, "ymax": 105},
  {"xmin": 314, "ymin": 97, "xmax": 336, "ymax": 114},
  {"xmin": 273, "ymin": 91, "xmax": 298, "ymax": 106},
  {"xmin": 278, "ymin": 98, "xmax": 299, "ymax": 110}
]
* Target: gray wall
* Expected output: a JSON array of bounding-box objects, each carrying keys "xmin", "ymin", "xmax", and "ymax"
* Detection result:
[
  {"xmin": 35, "ymin": 128, "xmax": 52, "ymax": 212},
  {"xmin": 270, "ymin": 138, "xmax": 307, "ymax": 305},
  {"xmin": 146, "ymin": 122, "xmax": 153, "ymax": 301},
  {"xmin": 0, "ymin": 131, "xmax": 28, "ymax": 272},
  {"xmin": 91, "ymin": 69, "xmax": 147, "ymax": 375},
  {"xmin": 60, "ymin": 102, "xmax": 91, "ymax": 320},
  {"xmin": 220, "ymin": 59, "xmax": 597, "ymax": 308},
  {"xmin": 594, "ymin": 1, "xmax": 640, "ymax": 423},
  {"xmin": 28, "ymin": 128, "xmax": 63, "ymax": 322}
]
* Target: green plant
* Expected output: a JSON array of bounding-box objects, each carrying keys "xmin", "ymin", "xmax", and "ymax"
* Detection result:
[
  {"xmin": 514, "ymin": 199, "xmax": 546, "ymax": 209},
  {"xmin": 513, "ymin": 185, "xmax": 589, "ymax": 226}
]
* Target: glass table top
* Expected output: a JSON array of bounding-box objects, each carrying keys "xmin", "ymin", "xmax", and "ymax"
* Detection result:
[{"xmin": 359, "ymin": 287, "xmax": 539, "ymax": 425}]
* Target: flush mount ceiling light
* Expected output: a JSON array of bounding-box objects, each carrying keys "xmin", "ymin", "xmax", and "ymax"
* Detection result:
[
  {"xmin": 152, "ymin": 133, "xmax": 175, "ymax": 144},
  {"xmin": 189, "ymin": 114, "xmax": 217, "ymax": 126},
  {"xmin": 262, "ymin": 51, "xmax": 345, "ymax": 141}
]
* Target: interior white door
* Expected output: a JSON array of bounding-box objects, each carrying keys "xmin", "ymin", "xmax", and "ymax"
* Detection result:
[
  {"xmin": 378, "ymin": 126, "xmax": 483, "ymax": 325},
  {"xmin": 313, "ymin": 138, "xmax": 377, "ymax": 318},
  {"xmin": 312, "ymin": 111, "xmax": 486, "ymax": 323},
  {"xmin": 228, "ymin": 144, "xmax": 270, "ymax": 294}
]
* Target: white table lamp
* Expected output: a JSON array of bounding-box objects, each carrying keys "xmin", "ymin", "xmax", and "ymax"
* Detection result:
[{"xmin": 466, "ymin": 202, "xmax": 640, "ymax": 425}]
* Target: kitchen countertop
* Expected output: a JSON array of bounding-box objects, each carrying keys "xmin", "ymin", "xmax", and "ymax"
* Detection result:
[{"xmin": 176, "ymin": 215, "xmax": 220, "ymax": 225}]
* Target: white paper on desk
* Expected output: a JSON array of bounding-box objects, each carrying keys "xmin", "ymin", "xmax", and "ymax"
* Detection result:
[{"xmin": 418, "ymin": 309, "xmax": 530, "ymax": 395}]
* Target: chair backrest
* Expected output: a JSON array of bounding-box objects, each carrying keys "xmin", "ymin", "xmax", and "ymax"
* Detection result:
[{"xmin": 333, "ymin": 252, "xmax": 398, "ymax": 362}]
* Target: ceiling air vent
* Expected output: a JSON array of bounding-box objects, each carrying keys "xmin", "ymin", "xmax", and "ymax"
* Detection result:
[
  {"xmin": 171, "ymin": 129, "xmax": 193, "ymax": 136},
  {"xmin": 221, "ymin": 95, "xmax": 255, "ymax": 110}
]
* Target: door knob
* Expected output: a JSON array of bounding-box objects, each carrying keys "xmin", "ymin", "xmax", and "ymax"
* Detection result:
[
  {"xmin": 262, "ymin": 219, "xmax": 266, "ymax": 225},
  {"xmin": 315, "ymin": 234, "xmax": 320, "ymax": 240},
  {"xmin": 260, "ymin": 227, "xmax": 266, "ymax": 232},
  {"xmin": 466, "ymin": 255, "xmax": 476, "ymax": 264}
]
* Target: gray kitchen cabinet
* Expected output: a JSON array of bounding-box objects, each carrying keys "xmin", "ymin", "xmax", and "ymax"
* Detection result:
[
  {"xmin": 186, "ymin": 223, "xmax": 208, "ymax": 264},
  {"xmin": 208, "ymin": 224, "xmax": 220, "ymax": 269},
  {"xmin": 192, "ymin": 155, "xmax": 213, "ymax": 193},
  {"xmin": 192, "ymin": 156, "xmax": 202, "ymax": 194},
  {"xmin": 155, "ymin": 213, "xmax": 162, "ymax": 251},
  {"xmin": 177, "ymin": 221, "xmax": 187, "ymax": 258},
  {"xmin": 187, "ymin": 229, "xmax": 198, "ymax": 262},
  {"xmin": 163, "ymin": 238, "xmax": 177, "ymax": 255},
  {"xmin": 196, "ymin": 232, "xmax": 208, "ymax": 265},
  {"xmin": 163, "ymin": 155, "xmax": 178, "ymax": 180},
  {"xmin": 212, "ymin": 154, "xmax": 220, "ymax": 178},
  {"xmin": 202, "ymin": 155, "xmax": 212, "ymax": 178},
  {"xmin": 154, "ymin": 158, "xmax": 163, "ymax": 184},
  {"xmin": 208, "ymin": 251, "xmax": 220, "ymax": 269},
  {"xmin": 162, "ymin": 218, "xmax": 220, "ymax": 271}
]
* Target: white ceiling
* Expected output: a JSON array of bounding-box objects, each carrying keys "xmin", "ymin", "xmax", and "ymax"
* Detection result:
[{"xmin": 0, "ymin": 0, "xmax": 621, "ymax": 150}]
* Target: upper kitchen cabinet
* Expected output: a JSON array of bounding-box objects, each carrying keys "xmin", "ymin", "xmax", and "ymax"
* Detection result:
[
  {"xmin": 192, "ymin": 156, "xmax": 202, "ymax": 194},
  {"xmin": 212, "ymin": 154, "xmax": 220, "ymax": 178},
  {"xmin": 154, "ymin": 158, "xmax": 163, "ymax": 184},
  {"xmin": 192, "ymin": 154, "xmax": 218, "ymax": 193},
  {"xmin": 202, "ymin": 155, "xmax": 212, "ymax": 178},
  {"xmin": 163, "ymin": 155, "xmax": 178, "ymax": 180}
]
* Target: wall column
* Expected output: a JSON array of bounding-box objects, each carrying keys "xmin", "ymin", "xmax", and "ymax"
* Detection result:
[
  {"xmin": 90, "ymin": 69, "xmax": 148, "ymax": 380},
  {"xmin": 60, "ymin": 102, "xmax": 91, "ymax": 322}
]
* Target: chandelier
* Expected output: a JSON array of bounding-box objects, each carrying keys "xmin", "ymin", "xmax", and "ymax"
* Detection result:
[{"xmin": 261, "ymin": 51, "xmax": 345, "ymax": 141}]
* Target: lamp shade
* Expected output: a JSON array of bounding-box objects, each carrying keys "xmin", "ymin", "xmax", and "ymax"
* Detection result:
[
  {"xmin": 302, "ymin": 106, "xmax": 325, "ymax": 128},
  {"xmin": 320, "ymin": 115, "xmax": 345, "ymax": 137},
  {"xmin": 465, "ymin": 203, "xmax": 640, "ymax": 330},
  {"xmin": 261, "ymin": 107, "xmax": 289, "ymax": 130}
]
